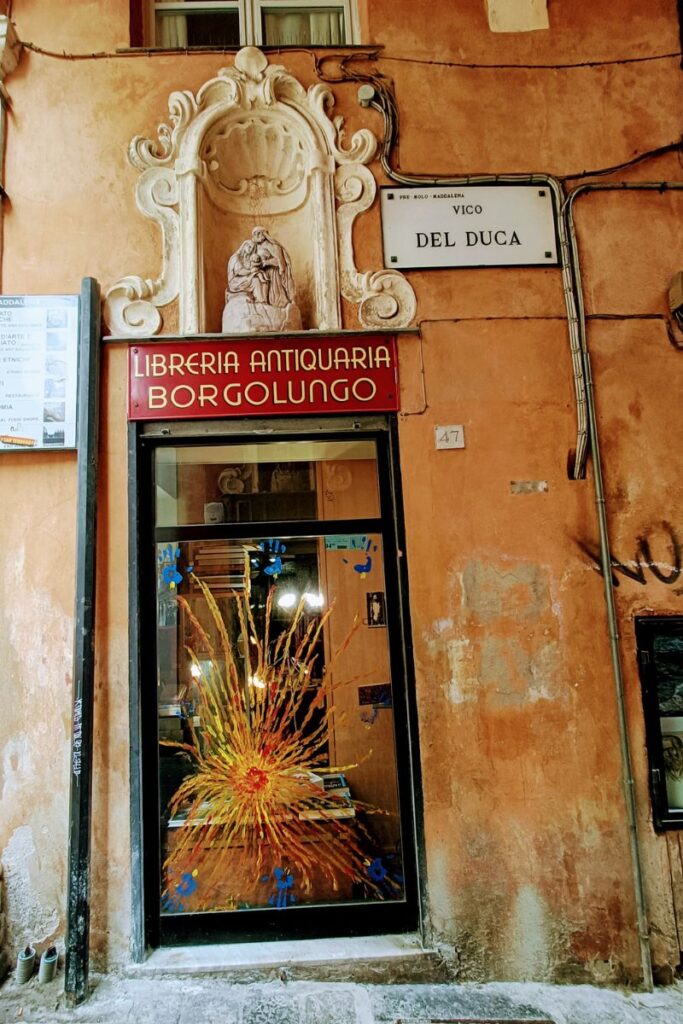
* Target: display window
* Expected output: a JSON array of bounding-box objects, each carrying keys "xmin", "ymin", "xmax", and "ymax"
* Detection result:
[
  {"xmin": 135, "ymin": 421, "xmax": 419, "ymax": 944},
  {"xmin": 635, "ymin": 617, "xmax": 683, "ymax": 830}
]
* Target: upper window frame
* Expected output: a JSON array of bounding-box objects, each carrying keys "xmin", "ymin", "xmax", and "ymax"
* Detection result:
[{"xmin": 142, "ymin": 0, "xmax": 359, "ymax": 48}]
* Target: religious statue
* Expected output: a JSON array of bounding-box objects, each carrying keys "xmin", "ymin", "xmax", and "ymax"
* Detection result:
[{"xmin": 221, "ymin": 227, "xmax": 303, "ymax": 333}]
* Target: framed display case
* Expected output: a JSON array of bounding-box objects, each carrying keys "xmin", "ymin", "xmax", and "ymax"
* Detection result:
[
  {"xmin": 635, "ymin": 616, "xmax": 683, "ymax": 831},
  {"xmin": 135, "ymin": 419, "xmax": 420, "ymax": 946}
]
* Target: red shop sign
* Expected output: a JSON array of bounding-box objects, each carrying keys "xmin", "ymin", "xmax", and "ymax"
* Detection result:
[{"xmin": 128, "ymin": 335, "xmax": 399, "ymax": 420}]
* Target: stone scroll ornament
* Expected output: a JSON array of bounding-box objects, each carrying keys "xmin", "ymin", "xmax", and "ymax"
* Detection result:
[
  {"xmin": 103, "ymin": 47, "xmax": 416, "ymax": 336},
  {"xmin": 222, "ymin": 227, "xmax": 302, "ymax": 333}
]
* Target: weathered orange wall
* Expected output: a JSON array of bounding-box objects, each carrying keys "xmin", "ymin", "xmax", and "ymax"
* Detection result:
[{"xmin": 0, "ymin": 0, "xmax": 682, "ymax": 982}]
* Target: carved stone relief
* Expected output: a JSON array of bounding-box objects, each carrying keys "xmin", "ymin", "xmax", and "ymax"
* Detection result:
[
  {"xmin": 104, "ymin": 46, "xmax": 416, "ymax": 337},
  {"xmin": 223, "ymin": 227, "xmax": 302, "ymax": 333}
]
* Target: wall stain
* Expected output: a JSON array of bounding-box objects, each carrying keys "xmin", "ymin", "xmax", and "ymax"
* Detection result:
[
  {"xmin": 480, "ymin": 636, "xmax": 561, "ymax": 706},
  {"xmin": 462, "ymin": 561, "xmax": 551, "ymax": 623},
  {"xmin": 422, "ymin": 560, "xmax": 564, "ymax": 709}
]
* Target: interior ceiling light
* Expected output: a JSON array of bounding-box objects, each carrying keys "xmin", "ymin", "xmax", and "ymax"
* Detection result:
[{"xmin": 276, "ymin": 590, "xmax": 325, "ymax": 611}]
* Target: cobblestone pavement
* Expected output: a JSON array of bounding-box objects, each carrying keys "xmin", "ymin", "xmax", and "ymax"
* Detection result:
[{"xmin": 1, "ymin": 976, "xmax": 683, "ymax": 1024}]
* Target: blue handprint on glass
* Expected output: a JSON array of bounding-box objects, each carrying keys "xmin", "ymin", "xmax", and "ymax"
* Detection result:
[
  {"xmin": 259, "ymin": 538, "xmax": 286, "ymax": 578},
  {"xmin": 365, "ymin": 856, "xmax": 403, "ymax": 897},
  {"xmin": 159, "ymin": 544, "xmax": 182, "ymax": 587},
  {"xmin": 158, "ymin": 545, "xmax": 193, "ymax": 590},
  {"xmin": 162, "ymin": 870, "xmax": 198, "ymax": 913},
  {"xmin": 342, "ymin": 536, "xmax": 378, "ymax": 577},
  {"xmin": 261, "ymin": 866, "xmax": 296, "ymax": 908}
]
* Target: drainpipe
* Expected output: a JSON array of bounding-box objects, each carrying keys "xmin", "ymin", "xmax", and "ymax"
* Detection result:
[
  {"xmin": 564, "ymin": 181, "xmax": 683, "ymax": 991},
  {"xmin": 356, "ymin": 82, "xmax": 590, "ymax": 479},
  {"xmin": 0, "ymin": 88, "xmax": 6, "ymax": 285},
  {"xmin": 0, "ymin": 15, "xmax": 21, "ymax": 288},
  {"xmin": 357, "ymin": 82, "xmax": 675, "ymax": 989}
]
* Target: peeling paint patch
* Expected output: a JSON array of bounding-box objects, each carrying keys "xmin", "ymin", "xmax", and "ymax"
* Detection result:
[
  {"xmin": 480, "ymin": 636, "xmax": 561, "ymax": 705},
  {"xmin": 3, "ymin": 544, "xmax": 72, "ymax": 697},
  {"xmin": 3, "ymin": 826, "xmax": 59, "ymax": 949},
  {"xmin": 462, "ymin": 561, "xmax": 551, "ymax": 623},
  {"xmin": 431, "ymin": 617, "xmax": 454, "ymax": 635},
  {"xmin": 424, "ymin": 623, "xmax": 479, "ymax": 706},
  {"xmin": 510, "ymin": 480, "xmax": 549, "ymax": 494},
  {"xmin": 422, "ymin": 560, "xmax": 563, "ymax": 708},
  {"xmin": 506, "ymin": 885, "xmax": 553, "ymax": 980},
  {"xmin": 1, "ymin": 738, "xmax": 32, "ymax": 802},
  {"xmin": 444, "ymin": 638, "xmax": 476, "ymax": 705},
  {"xmin": 426, "ymin": 845, "xmax": 456, "ymax": 932}
]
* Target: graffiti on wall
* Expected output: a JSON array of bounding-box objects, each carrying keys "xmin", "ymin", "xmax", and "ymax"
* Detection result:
[
  {"xmin": 577, "ymin": 521, "xmax": 682, "ymax": 593},
  {"xmin": 72, "ymin": 698, "xmax": 83, "ymax": 779}
]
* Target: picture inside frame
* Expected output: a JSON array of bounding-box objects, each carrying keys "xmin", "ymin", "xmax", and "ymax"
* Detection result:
[{"xmin": 366, "ymin": 591, "xmax": 386, "ymax": 627}]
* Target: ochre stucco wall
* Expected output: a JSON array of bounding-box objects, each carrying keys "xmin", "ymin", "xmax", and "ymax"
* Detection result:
[{"xmin": 0, "ymin": 0, "xmax": 682, "ymax": 983}]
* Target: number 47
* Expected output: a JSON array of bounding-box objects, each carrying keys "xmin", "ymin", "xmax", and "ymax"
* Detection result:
[{"xmin": 435, "ymin": 425, "xmax": 465, "ymax": 450}]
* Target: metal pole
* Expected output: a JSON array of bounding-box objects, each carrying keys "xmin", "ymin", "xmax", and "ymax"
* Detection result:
[{"xmin": 65, "ymin": 277, "xmax": 101, "ymax": 1006}]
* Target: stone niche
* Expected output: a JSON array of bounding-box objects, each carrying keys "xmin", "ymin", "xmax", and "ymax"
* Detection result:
[{"xmin": 104, "ymin": 47, "xmax": 416, "ymax": 336}]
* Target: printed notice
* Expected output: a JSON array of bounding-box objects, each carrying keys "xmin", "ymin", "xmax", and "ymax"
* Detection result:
[
  {"xmin": 0, "ymin": 295, "xmax": 79, "ymax": 450},
  {"xmin": 380, "ymin": 184, "xmax": 558, "ymax": 269}
]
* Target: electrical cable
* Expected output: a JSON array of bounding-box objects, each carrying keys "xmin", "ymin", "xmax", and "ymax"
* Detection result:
[
  {"xmin": 312, "ymin": 53, "xmax": 683, "ymax": 185},
  {"xmin": 351, "ymin": 75, "xmax": 674, "ymax": 989},
  {"xmin": 561, "ymin": 181, "xmax": 683, "ymax": 994},
  {"xmin": 17, "ymin": 38, "xmax": 683, "ymax": 182},
  {"xmin": 16, "ymin": 37, "xmax": 682, "ymax": 70},
  {"xmin": 586, "ymin": 312, "xmax": 682, "ymax": 350},
  {"xmin": 382, "ymin": 50, "xmax": 682, "ymax": 71},
  {"xmin": 561, "ymin": 140, "xmax": 683, "ymax": 182},
  {"xmin": 20, "ymin": 40, "xmax": 348, "ymax": 61}
]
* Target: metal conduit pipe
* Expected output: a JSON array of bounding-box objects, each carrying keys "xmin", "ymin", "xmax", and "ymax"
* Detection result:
[
  {"xmin": 362, "ymin": 84, "xmax": 590, "ymax": 479},
  {"xmin": 0, "ymin": 90, "xmax": 6, "ymax": 290},
  {"xmin": 0, "ymin": 15, "xmax": 21, "ymax": 289},
  {"xmin": 360, "ymin": 82, "xmax": 683, "ymax": 989},
  {"xmin": 563, "ymin": 181, "xmax": 683, "ymax": 992}
]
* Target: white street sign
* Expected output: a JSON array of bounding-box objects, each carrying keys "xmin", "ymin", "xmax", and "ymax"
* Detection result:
[{"xmin": 381, "ymin": 185, "xmax": 558, "ymax": 269}]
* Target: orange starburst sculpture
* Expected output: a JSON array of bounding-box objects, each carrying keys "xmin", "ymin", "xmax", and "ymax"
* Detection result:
[{"xmin": 162, "ymin": 573, "xmax": 389, "ymax": 905}]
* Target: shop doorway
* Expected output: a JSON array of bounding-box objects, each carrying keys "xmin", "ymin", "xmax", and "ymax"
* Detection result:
[{"xmin": 131, "ymin": 416, "xmax": 421, "ymax": 948}]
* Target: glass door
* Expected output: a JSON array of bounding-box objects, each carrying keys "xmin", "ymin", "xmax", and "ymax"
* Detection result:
[{"xmin": 141, "ymin": 429, "xmax": 418, "ymax": 943}]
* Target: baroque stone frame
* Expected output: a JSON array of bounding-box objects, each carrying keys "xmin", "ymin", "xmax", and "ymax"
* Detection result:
[{"xmin": 104, "ymin": 47, "xmax": 416, "ymax": 336}]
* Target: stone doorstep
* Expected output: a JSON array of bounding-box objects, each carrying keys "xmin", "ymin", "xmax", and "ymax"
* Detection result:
[{"xmin": 124, "ymin": 933, "xmax": 452, "ymax": 983}]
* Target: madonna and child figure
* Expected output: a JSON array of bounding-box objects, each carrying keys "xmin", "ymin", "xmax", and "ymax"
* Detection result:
[{"xmin": 222, "ymin": 227, "xmax": 303, "ymax": 333}]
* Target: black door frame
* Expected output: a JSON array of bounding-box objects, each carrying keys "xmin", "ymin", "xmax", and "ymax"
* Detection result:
[{"xmin": 128, "ymin": 414, "xmax": 426, "ymax": 955}]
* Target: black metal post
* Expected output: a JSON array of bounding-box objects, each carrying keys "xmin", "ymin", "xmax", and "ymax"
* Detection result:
[
  {"xmin": 127, "ymin": 421, "xmax": 147, "ymax": 961},
  {"xmin": 65, "ymin": 277, "xmax": 101, "ymax": 1006}
]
